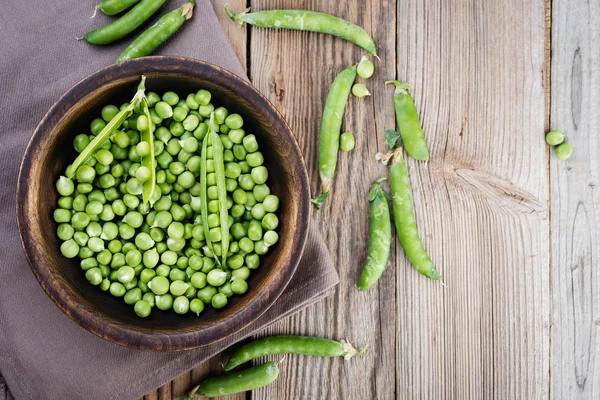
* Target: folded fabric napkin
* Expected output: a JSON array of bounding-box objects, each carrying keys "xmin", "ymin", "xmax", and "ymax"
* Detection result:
[{"xmin": 0, "ymin": 0, "xmax": 338, "ymax": 399}]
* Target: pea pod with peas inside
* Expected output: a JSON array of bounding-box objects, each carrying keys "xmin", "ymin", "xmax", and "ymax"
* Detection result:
[
  {"xmin": 209, "ymin": 112, "xmax": 230, "ymax": 266},
  {"xmin": 94, "ymin": 0, "xmax": 140, "ymax": 16},
  {"xmin": 191, "ymin": 362, "xmax": 279, "ymax": 398},
  {"xmin": 84, "ymin": 0, "xmax": 166, "ymax": 45},
  {"xmin": 225, "ymin": 6, "xmax": 377, "ymax": 56},
  {"xmin": 388, "ymin": 147, "xmax": 441, "ymax": 280},
  {"xmin": 386, "ymin": 80, "xmax": 429, "ymax": 161},
  {"xmin": 138, "ymin": 94, "xmax": 156, "ymax": 205},
  {"xmin": 225, "ymin": 336, "xmax": 366, "ymax": 371},
  {"xmin": 116, "ymin": 0, "xmax": 195, "ymax": 62},
  {"xmin": 358, "ymin": 178, "xmax": 392, "ymax": 291},
  {"xmin": 67, "ymin": 76, "xmax": 147, "ymax": 179},
  {"xmin": 313, "ymin": 64, "xmax": 357, "ymax": 208}
]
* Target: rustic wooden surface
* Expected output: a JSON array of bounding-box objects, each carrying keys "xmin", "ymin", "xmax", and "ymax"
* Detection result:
[{"xmin": 143, "ymin": 0, "xmax": 600, "ymax": 398}]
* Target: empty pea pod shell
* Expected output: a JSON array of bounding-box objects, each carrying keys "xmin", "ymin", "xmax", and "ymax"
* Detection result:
[
  {"xmin": 225, "ymin": 6, "xmax": 377, "ymax": 56},
  {"xmin": 225, "ymin": 336, "xmax": 365, "ymax": 371},
  {"xmin": 84, "ymin": 0, "xmax": 166, "ymax": 45},
  {"xmin": 191, "ymin": 362, "xmax": 279, "ymax": 397},
  {"xmin": 116, "ymin": 0, "xmax": 195, "ymax": 62}
]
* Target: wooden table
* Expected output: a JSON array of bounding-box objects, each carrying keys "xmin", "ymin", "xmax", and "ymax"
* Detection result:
[{"xmin": 143, "ymin": 0, "xmax": 600, "ymax": 398}]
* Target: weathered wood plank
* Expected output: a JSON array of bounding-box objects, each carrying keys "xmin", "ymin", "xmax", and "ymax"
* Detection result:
[
  {"xmin": 249, "ymin": 0, "xmax": 397, "ymax": 399},
  {"xmin": 395, "ymin": 1, "xmax": 549, "ymax": 399},
  {"xmin": 210, "ymin": 0, "xmax": 247, "ymax": 72},
  {"xmin": 550, "ymin": 0, "xmax": 600, "ymax": 398}
]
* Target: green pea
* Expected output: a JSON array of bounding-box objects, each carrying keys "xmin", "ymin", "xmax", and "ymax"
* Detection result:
[
  {"xmin": 207, "ymin": 269, "xmax": 228, "ymax": 287},
  {"xmin": 56, "ymin": 176, "xmax": 75, "ymax": 196},
  {"xmin": 56, "ymin": 224, "xmax": 74, "ymax": 241},
  {"xmin": 124, "ymin": 288, "xmax": 142, "ymax": 305},
  {"xmin": 199, "ymin": 103, "xmax": 215, "ymax": 117},
  {"xmin": 71, "ymin": 212, "xmax": 91, "ymax": 229},
  {"xmin": 161, "ymin": 91, "xmax": 179, "ymax": 106},
  {"xmin": 76, "ymin": 165, "xmax": 96, "ymax": 183},
  {"xmin": 242, "ymin": 134, "xmax": 258, "ymax": 153},
  {"xmin": 59, "ymin": 239, "xmax": 79, "ymax": 258},
  {"xmin": 263, "ymin": 195, "xmax": 280, "ymax": 212},
  {"xmin": 233, "ymin": 144, "xmax": 247, "ymax": 161},
  {"xmin": 134, "ymin": 300, "xmax": 151, "ymax": 317},
  {"xmin": 246, "ymin": 253, "xmax": 260, "ymax": 269},
  {"xmin": 124, "ymin": 249, "xmax": 141, "ymax": 267},
  {"xmin": 77, "ymin": 183, "xmax": 93, "ymax": 194},
  {"xmin": 112, "ymin": 199, "xmax": 127, "ymax": 216},
  {"xmin": 248, "ymin": 220, "xmax": 263, "ymax": 241},
  {"xmin": 239, "ymin": 174, "xmax": 255, "ymax": 191},
  {"xmin": 238, "ymin": 237, "xmax": 254, "ymax": 254},
  {"xmin": 177, "ymin": 171, "xmax": 195, "ymax": 188},
  {"xmin": 73, "ymin": 231, "xmax": 88, "ymax": 246},
  {"xmin": 173, "ymin": 296, "xmax": 190, "ymax": 314},
  {"xmin": 351, "ymin": 83, "xmax": 371, "ymax": 98},
  {"xmin": 73, "ymin": 134, "xmax": 90, "ymax": 153},
  {"xmin": 99, "ymin": 278, "xmax": 111, "ymax": 291},
  {"xmin": 57, "ymin": 196, "xmax": 73, "ymax": 210},
  {"xmin": 182, "ymin": 114, "xmax": 200, "ymax": 131},
  {"xmin": 555, "ymin": 143, "xmax": 573, "ymax": 160},
  {"xmin": 107, "ymin": 239, "xmax": 122, "ymax": 253},
  {"xmin": 110, "ymin": 282, "xmax": 126, "ymax": 297},
  {"xmin": 220, "ymin": 124, "xmax": 230, "ymax": 134},
  {"xmin": 142, "ymin": 292, "xmax": 155, "ymax": 307},
  {"xmin": 232, "ymin": 266, "xmax": 250, "ymax": 281},
  {"xmin": 227, "ymin": 254, "xmax": 244, "ymax": 270},
  {"xmin": 90, "ymin": 118, "xmax": 106, "ymax": 135},
  {"xmin": 121, "ymin": 242, "xmax": 136, "ymax": 254},
  {"xmin": 171, "ymin": 204, "xmax": 186, "ymax": 221},
  {"xmin": 173, "ymin": 106, "xmax": 189, "ymax": 122},
  {"xmin": 135, "ymin": 232, "xmax": 155, "ymax": 251},
  {"xmin": 211, "ymin": 293, "xmax": 228, "ymax": 309},
  {"xmin": 116, "ymin": 265, "xmax": 135, "ymax": 284},
  {"xmin": 231, "ymin": 278, "xmax": 248, "ymax": 295},
  {"xmin": 254, "ymin": 240, "xmax": 269, "ymax": 255},
  {"xmin": 251, "ymin": 204, "xmax": 266, "ymax": 220},
  {"xmin": 78, "ymin": 246, "xmax": 94, "ymax": 259},
  {"xmin": 161, "ymin": 250, "xmax": 178, "ymax": 265},
  {"xmin": 170, "ymin": 121, "xmax": 185, "ymax": 137},
  {"xmin": 53, "ymin": 209, "xmax": 72, "ymax": 223},
  {"xmin": 87, "ymin": 237, "xmax": 105, "ymax": 252},
  {"xmin": 218, "ymin": 282, "xmax": 234, "ymax": 297},
  {"xmin": 225, "ymin": 113, "xmax": 244, "ymax": 130},
  {"xmin": 197, "ymin": 286, "xmax": 217, "ymax": 304},
  {"xmin": 155, "ymin": 293, "xmax": 173, "ymax": 310},
  {"xmin": 143, "ymin": 249, "xmax": 160, "ymax": 268},
  {"xmin": 194, "ymin": 89, "xmax": 211, "ymax": 106},
  {"xmin": 104, "ymin": 187, "xmax": 120, "ymax": 201},
  {"xmin": 190, "ymin": 298, "xmax": 205, "ymax": 316},
  {"xmin": 251, "ymin": 166, "xmax": 268, "ymax": 184},
  {"xmin": 194, "ymin": 122, "xmax": 209, "ymax": 140},
  {"xmin": 357, "ymin": 56, "xmax": 375, "ymax": 79},
  {"xmin": 97, "ymin": 249, "xmax": 112, "ymax": 265},
  {"xmin": 262, "ymin": 213, "xmax": 279, "ymax": 230},
  {"xmin": 246, "ymin": 152, "xmax": 264, "ymax": 167},
  {"xmin": 148, "ymin": 276, "xmax": 170, "ymax": 295},
  {"xmin": 140, "ymin": 268, "xmax": 156, "ymax": 284}
]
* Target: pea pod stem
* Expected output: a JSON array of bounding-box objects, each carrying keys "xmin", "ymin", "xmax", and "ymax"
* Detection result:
[
  {"xmin": 67, "ymin": 76, "xmax": 147, "ymax": 179},
  {"xmin": 389, "ymin": 148, "xmax": 441, "ymax": 280},
  {"xmin": 116, "ymin": 0, "xmax": 195, "ymax": 62},
  {"xmin": 358, "ymin": 178, "xmax": 392, "ymax": 291},
  {"xmin": 386, "ymin": 80, "xmax": 429, "ymax": 161},
  {"xmin": 225, "ymin": 6, "xmax": 377, "ymax": 56},
  {"xmin": 225, "ymin": 336, "xmax": 367, "ymax": 371},
  {"xmin": 140, "ymin": 97, "xmax": 156, "ymax": 205},
  {"xmin": 210, "ymin": 112, "xmax": 229, "ymax": 266},
  {"xmin": 318, "ymin": 64, "xmax": 357, "ymax": 194},
  {"xmin": 191, "ymin": 362, "xmax": 279, "ymax": 397}
]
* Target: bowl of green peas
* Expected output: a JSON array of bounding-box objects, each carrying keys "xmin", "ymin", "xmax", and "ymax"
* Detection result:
[{"xmin": 16, "ymin": 56, "xmax": 310, "ymax": 351}]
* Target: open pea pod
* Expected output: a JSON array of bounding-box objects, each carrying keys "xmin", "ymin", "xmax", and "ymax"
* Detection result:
[
  {"xmin": 210, "ymin": 113, "xmax": 229, "ymax": 266},
  {"xmin": 140, "ymin": 98, "xmax": 156, "ymax": 205},
  {"xmin": 67, "ymin": 76, "xmax": 147, "ymax": 179},
  {"xmin": 200, "ymin": 125, "xmax": 216, "ymax": 260}
]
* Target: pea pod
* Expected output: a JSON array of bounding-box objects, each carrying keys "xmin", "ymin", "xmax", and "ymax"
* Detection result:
[
  {"xmin": 386, "ymin": 81, "xmax": 429, "ymax": 161},
  {"xmin": 225, "ymin": 336, "xmax": 365, "ymax": 371},
  {"xmin": 210, "ymin": 113, "xmax": 229, "ymax": 266},
  {"xmin": 191, "ymin": 362, "xmax": 279, "ymax": 397},
  {"xmin": 358, "ymin": 178, "xmax": 392, "ymax": 291},
  {"xmin": 139, "ymin": 98, "xmax": 156, "ymax": 205},
  {"xmin": 389, "ymin": 148, "xmax": 440, "ymax": 280},
  {"xmin": 84, "ymin": 0, "xmax": 166, "ymax": 45},
  {"xmin": 200, "ymin": 125, "xmax": 215, "ymax": 259},
  {"xmin": 225, "ymin": 6, "xmax": 377, "ymax": 56},
  {"xmin": 318, "ymin": 64, "xmax": 357, "ymax": 194},
  {"xmin": 95, "ymin": 0, "xmax": 140, "ymax": 16},
  {"xmin": 67, "ymin": 76, "xmax": 146, "ymax": 179},
  {"xmin": 116, "ymin": 0, "xmax": 195, "ymax": 62}
]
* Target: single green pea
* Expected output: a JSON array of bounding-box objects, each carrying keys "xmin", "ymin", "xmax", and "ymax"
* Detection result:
[
  {"xmin": 121, "ymin": 242, "xmax": 136, "ymax": 254},
  {"xmin": 125, "ymin": 249, "xmax": 142, "ymax": 267},
  {"xmin": 143, "ymin": 249, "xmax": 160, "ymax": 268},
  {"xmin": 225, "ymin": 113, "xmax": 244, "ymax": 130},
  {"xmin": 352, "ymin": 83, "xmax": 371, "ymax": 97},
  {"xmin": 213, "ymin": 106, "xmax": 229, "ymax": 124},
  {"xmin": 190, "ymin": 298, "xmax": 205, "ymax": 316},
  {"xmin": 110, "ymin": 282, "xmax": 126, "ymax": 297},
  {"xmin": 90, "ymin": 118, "xmax": 106, "ymax": 135},
  {"xmin": 231, "ymin": 278, "xmax": 248, "ymax": 295},
  {"xmin": 227, "ymin": 254, "xmax": 244, "ymax": 270},
  {"xmin": 56, "ymin": 224, "xmax": 75, "ymax": 241},
  {"xmin": 177, "ymin": 171, "xmax": 195, "ymax": 189},
  {"xmin": 161, "ymin": 250, "xmax": 178, "ymax": 266},
  {"xmin": 77, "ymin": 183, "xmax": 93, "ymax": 194},
  {"xmin": 71, "ymin": 212, "xmax": 91, "ymax": 229},
  {"xmin": 238, "ymin": 237, "xmax": 254, "ymax": 253},
  {"xmin": 340, "ymin": 131, "xmax": 355, "ymax": 151},
  {"xmin": 134, "ymin": 300, "xmax": 151, "ymax": 317},
  {"xmin": 76, "ymin": 165, "xmax": 96, "ymax": 183},
  {"xmin": 246, "ymin": 253, "xmax": 260, "ymax": 269},
  {"xmin": 173, "ymin": 106, "xmax": 189, "ymax": 122},
  {"xmin": 148, "ymin": 276, "xmax": 170, "ymax": 295},
  {"xmin": 246, "ymin": 152, "xmax": 264, "ymax": 167},
  {"xmin": 248, "ymin": 220, "xmax": 263, "ymax": 241},
  {"xmin": 207, "ymin": 269, "xmax": 228, "ymax": 287},
  {"xmin": 199, "ymin": 103, "xmax": 215, "ymax": 117},
  {"xmin": 262, "ymin": 213, "xmax": 279, "ymax": 230},
  {"xmin": 220, "ymin": 124, "xmax": 231, "ymax": 134},
  {"xmin": 232, "ymin": 266, "xmax": 250, "ymax": 281},
  {"xmin": 252, "ymin": 184, "xmax": 270, "ymax": 202},
  {"xmin": 116, "ymin": 265, "xmax": 135, "ymax": 284},
  {"xmin": 53, "ymin": 209, "xmax": 72, "ymax": 223},
  {"xmin": 193, "ymin": 122, "xmax": 209, "ymax": 141},
  {"xmin": 254, "ymin": 240, "xmax": 269, "ymax": 255},
  {"xmin": 242, "ymin": 134, "xmax": 259, "ymax": 153},
  {"xmin": 173, "ymin": 296, "xmax": 190, "ymax": 314},
  {"xmin": 80, "ymin": 257, "xmax": 98, "ymax": 271},
  {"xmin": 73, "ymin": 231, "xmax": 89, "ymax": 246},
  {"xmin": 85, "ymin": 267, "xmax": 102, "ymax": 286},
  {"xmin": 545, "ymin": 130, "xmax": 566, "ymax": 146},
  {"xmin": 155, "ymin": 293, "xmax": 173, "ymax": 310},
  {"xmin": 124, "ymin": 288, "xmax": 142, "ymax": 305},
  {"xmin": 168, "ymin": 280, "xmax": 188, "ymax": 297},
  {"xmin": 233, "ymin": 144, "xmax": 247, "ymax": 161},
  {"xmin": 87, "ymin": 237, "xmax": 105, "ymax": 252},
  {"xmin": 57, "ymin": 196, "xmax": 73, "ymax": 210},
  {"xmin": 162, "ymin": 91, "xmax": 179, "ymax": 106},
  {"xmin": 264, "ymin": 230, "xmax": 279, "ymax": 246},
  {"xmin": 135, "ymin": 232, "xmax": 155, "ymax": 251},
  {"xmin": 555, "ymin": 143, "xmax": 573, "ymax": 160},
  {"xmin": 78, "ymin": 246, "xmax": 94, "ymax": 259},
  {"xmin": 207, "ymin": 213, "xmax": 220, "ymax": 228},
  {"xmin": 211, "ymin": 293, "xmax": 228, "ymax": 309},
  {"xmin": 56, "ymin": 176, "xmax": 75, "ymax": 196},
  {"xmin": 251, "ymin": 204, "xmax": 266, "ymax": 220},
  {"xmin": 357, "ymin": 56, "xmax": 375, "ymax": 79},
  {"xmin": 194, "ymin": 89, "xmax": 211, "ymax": 106},
  {"xmin": 239, "ymin": 174, "xmax": 256, "ymax": 191},
  {"xmin": 251, "ymin": 166, "xmax": 268, "ymax": 184},
  {"xmin": 140, "ymin": 268, "xmax": 157, "ymax": 284},
  {"xmin": 107, "ymin": 239, "xmax": 122, "ymax": 253},
  {"xmin": 96, "ymin": 249, "xmax": 112, "ymax": 265},
  {"xmin": 95, "ymin": 148, "xmax": 114, "ymax": 166},
  {"xmin": 142, "ymin": 292, "xmax": 155, "ymax": 307},
  {"xmin": 218, "ymin": 282, "xmax": 234, "ymax": 297}
]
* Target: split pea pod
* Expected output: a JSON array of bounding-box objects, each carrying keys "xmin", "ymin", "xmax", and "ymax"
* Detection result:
[
  {"xmin": 84, "ymin": 0, "xmax": 166, "ymax": 45},
  {"xmin": 210, "ymin": 113, "xmax": 230, "ymax": 266},
  {"xmin": 95, "ymin": 0, "xmax": 140, "ymax": 16},
  {"xmin": 116, "ymin": 0, "xmax": 195, "ymax": 62},
  {"xmin": 191, "ymin": 362, "xmax": 279, "ymax": 397},
  {"xmin": 225, "ymin": 336, "xmax": 365, "ymax": 371},
  {"xmin": 67, "ymin": 76, "xmax": 146, "ymax": 179},
  {"xmin": 386, "ymin": 80, "xmax": 429, "ymax": 161},
  {"xmin": 139, "ymin": 97, "xmax": 156, "ymax": 205},
  {"xmin": 225, "ymin": 7, "xmax": 377, "ymax": 56},
  {"xmin": 318, "ymin": 65, "xmax": 357, "ymax": 195},
  {"xmin": 200, "ymin": 124, "xmax": 215, "ymax": 258},
  {"xmin": 358, "ymin": 178, "xmax": 392, "ymax": 291},
  {"xmin": 389, "ymin": 148, "xmax": 440, "ymax": 280}
]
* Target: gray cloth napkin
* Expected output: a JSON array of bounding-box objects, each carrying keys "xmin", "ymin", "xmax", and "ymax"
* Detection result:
[{"xmin": 0, "ymin": 1, "xmax": 339, "ymax": 399}]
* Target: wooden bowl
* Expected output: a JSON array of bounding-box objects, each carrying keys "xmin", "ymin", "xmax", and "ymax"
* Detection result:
[{"xmin": 16, "ymin": 57, "xmax": 310, "ymax": 351}]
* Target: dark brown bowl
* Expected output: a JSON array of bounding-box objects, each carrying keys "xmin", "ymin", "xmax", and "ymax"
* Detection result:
[{"xmin": 16, "ymin": 57, "xmax": 310, "ymax": 351}]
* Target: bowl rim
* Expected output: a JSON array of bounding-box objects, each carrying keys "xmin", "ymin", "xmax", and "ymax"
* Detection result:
[{"xmin": 16, "ymin": 56, "xmax": 310, "ymax": 351}]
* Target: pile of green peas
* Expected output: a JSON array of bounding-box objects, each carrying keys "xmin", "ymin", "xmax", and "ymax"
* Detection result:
[{"xmin": 54, "ymin": 88, "xmax": 280, "ymax": 318}]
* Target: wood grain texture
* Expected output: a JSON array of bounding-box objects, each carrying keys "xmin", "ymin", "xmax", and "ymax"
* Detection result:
[
  {"xmin": 210, "ymin": 0, "xmax": 247, "ymax": 72},
  {"xmin": 154, "ymin": 0, "xmax": 600, "ymax": 398},
  {"xmin": 550, "ymin": 0, "xmax": 600, "ymax": 398}
]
